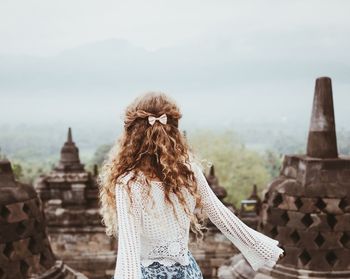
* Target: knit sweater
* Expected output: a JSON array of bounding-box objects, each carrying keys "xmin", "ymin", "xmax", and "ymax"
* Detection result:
[{"xmin": 113, "ymin": 161, "xmax": 284, "ymax": 278}]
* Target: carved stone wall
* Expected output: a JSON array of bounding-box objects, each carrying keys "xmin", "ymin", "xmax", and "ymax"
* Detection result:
[{"xmin": 0, "ymin": 159, "xmax": 87, "ymax": 279}]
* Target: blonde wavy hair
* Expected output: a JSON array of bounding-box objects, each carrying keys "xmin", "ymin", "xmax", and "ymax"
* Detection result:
[{"xmin": 98, "ymin": 92, "xmax": 207, "ymax": 242}]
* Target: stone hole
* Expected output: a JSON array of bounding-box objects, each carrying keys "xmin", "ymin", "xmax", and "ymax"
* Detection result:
[
  {"xmin": 314, "ymin": 232, "xmax": 325, "ymax": 247},
  {"xmin": 294, "ymin": 197, "xmax": 303, "ymax": 210},
  {"xmin": 0, "ymin": 205, "xmax": 10, "ymax": 219},
  {"xmin": 39, "ymin": 251, "xmax": 49, "ymax": 268},
  {"xmin": 301, "ymin": 213, "xmax": 313, "ymax": 227},
  {"xmin": 15, "ymin": 221, "xmax": 27, "ymax": 236},
  {"xmin": 34, "ymin": 219, "xmax": 40, "ymax": 230},
  {"xmin": 290, "ymin": 230, "xmax": 300, "ymax": 244},
  {"xmin": 339, "ymin": 198, "xmax": 348, "ymax": 212},
  {"xmin": 20, "ymin": 260, "xmax": 29, "ymax": 276},
  {"xmin": 327, "ymin": 214, "xmax": 337, "ymax": 230},
  {"xmin": 22, "ymin": 203, "xmax": 31, "ymax": 215},
  {"xmin": 339, "ymin": 232, "xmax": 350, "ymax": 248},
  {"xmin": 325, "ymin": 251, "xmax": 337, "ymax": 267},
  {"xmin": 263, "ymin": 192, "xmax": 270, "ymax": 203},
  {"xmin": 315, "ymin": 198, "xmax": 326, "ymax": 211},
  {"xmin": 270, "ymin": 226, "xmax": 278, "ymax": 238},
  {"xmin": 28, "ymin": 237, "xmax": 38, "ymax": 254},
  {"xmin": 273, "ymin": 193, "xmax": 283, "ymax": 207},
  {"xmin": 0, "ymin": 267, "xmax": 4, "ymax": 277},
  {"xmin": 3, "ymin": 242, "xmax": 14, "ymax": 258},
  {"xmin": 299, "ymin": 250, "xmax": 311, "ymax": 266},
  {"xmin": 260, "ymin": 222, "xmax": 265, "ymax": 230},
  {"xmin": 35, "ymin": 199, "xmax": 40, "ymax": 209},
  {"xmin": 281, "ymin": 211, "xmax": 289, "ymax": 225}
]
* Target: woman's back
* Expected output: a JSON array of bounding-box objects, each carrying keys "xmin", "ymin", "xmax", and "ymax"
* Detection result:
[{"xmin": 114, "ymin": 161, "xmax": 284, "ymax": 278}]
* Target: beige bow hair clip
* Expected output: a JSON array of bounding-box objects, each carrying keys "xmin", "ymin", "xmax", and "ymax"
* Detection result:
[{"xmin": 148, "ymin": 113, "xmax": 167, "ymax": 125}]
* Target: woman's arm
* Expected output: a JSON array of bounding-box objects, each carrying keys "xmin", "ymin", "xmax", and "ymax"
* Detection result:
[
  {"xmin": 191, "ymin": 161, "xmax": 284, "ymax": 271},
  {"xmin": 114, "ymin": 181, "xmax": 142, "ymax": 279}
]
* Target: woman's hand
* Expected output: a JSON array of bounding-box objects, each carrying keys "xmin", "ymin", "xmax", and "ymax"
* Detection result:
[{"xmin": 278, "ymin": 250, "xmax": 285, "ymax": 260}]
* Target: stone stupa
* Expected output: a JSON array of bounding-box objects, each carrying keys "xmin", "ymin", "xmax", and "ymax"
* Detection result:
[
  {"xmin": 0, "ymin": 159, "xmax": 87, "ymax": 279},
  {"xmin": 255, "ymin": 77, "xmax": 350, "ymax": 278},
  {"xmin": 34, "ymin": 128, "xmax": 115, "ymax": 279}
]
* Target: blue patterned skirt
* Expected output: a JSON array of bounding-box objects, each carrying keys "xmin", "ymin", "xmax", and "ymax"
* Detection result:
[
  {"xmin": 112, "ymin": 251, "xmax": 203, "ymax": 279},
  {"xmin": 141, "ymin": 251, "xmax": 203, "ymax": 279}
]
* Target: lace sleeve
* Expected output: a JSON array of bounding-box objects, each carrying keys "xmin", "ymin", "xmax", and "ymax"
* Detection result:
[
  {"xmin": 114, "ymin": 181, "xmax": 142, "ymax": 279},
  {"xmin": 191, "ymin": 161, "xmax": 284, "ymax": 271}
]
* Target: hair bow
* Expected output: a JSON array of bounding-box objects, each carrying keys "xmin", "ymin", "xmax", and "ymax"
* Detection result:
[{"xmin": 148, "ymin": 113, "xmax": 167, "ymax": 125}]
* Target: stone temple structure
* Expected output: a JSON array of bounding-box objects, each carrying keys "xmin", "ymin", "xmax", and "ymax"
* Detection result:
[
  {"xmin": 0, "ymin": 159, "xmax": 87, "ymax": 279},
  {"xmin": 34, "ymin": 128, "xmax": 115, "ymax": 279},
  {"xmin": 190, "ymin": 164, "xmax": 239, "ymax": 279},
  {"xmin": 255, "ymin": 77, "xmax": 350, "ymax": 278},
  {"xmin": 238, "ymin": 184, "xmax": 262, "ymax": 232},
  {"xmin": 219, "ymin": 77, "xmax": 350, "ymax": 279},
  {"xmin": 35, "ymin": 128, "xmax": 98, "ymax": 208}
]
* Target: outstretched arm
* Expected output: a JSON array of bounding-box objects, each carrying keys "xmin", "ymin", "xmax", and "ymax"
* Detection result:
[
  {"xmin": 191, "ymin": 161, "xmax": 284, "ymax": 271},
  {"xmin": 114, "ymin": 182, "xmax": 142, "ymax": 279}
]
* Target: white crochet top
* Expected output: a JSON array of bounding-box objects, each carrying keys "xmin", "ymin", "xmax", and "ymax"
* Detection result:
[{"xmin": 113, "ymin": 161, "xmax": 284, "ymax": 278}]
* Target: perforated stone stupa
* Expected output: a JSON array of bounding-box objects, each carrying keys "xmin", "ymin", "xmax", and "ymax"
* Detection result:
[
  {"xmin": 255, "ymin": 77, "xmax": 350, "ymax": 278},
  {"xmin": 0, "ymin": 159, "xmax": 87, "ymax": 279}
]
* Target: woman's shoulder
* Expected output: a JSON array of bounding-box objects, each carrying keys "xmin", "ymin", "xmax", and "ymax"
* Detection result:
[
  {"xmin": 188, "ymin": 157, "xmax": 206, "ymax": 173},
  {"xmin": 116, "ymin": 170, "xmax": 145, "ymax": 191}
]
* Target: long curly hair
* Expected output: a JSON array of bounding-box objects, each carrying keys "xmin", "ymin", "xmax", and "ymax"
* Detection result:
[{"xmin": 98, "ymin": 91, "xmax": 207, "ymax": 242}]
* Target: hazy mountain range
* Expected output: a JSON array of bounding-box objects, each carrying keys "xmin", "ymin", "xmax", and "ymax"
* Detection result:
[{"xmin": 1, "ymin": 36, "xmax": 349, "ymax": 162}]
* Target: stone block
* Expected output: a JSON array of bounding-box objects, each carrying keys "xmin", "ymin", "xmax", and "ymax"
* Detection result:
[
  {"xmin": 308, "ymin": 213, "xmax": 332, "ymax": 231},
  {"xmin": 277, "ymin": 195, "xmax": 298, "ymax": 211},
  {"xmin": 298, "ymin": 230, "xmax": 319, "ymax": 249},
  {"xmin": 282, "ymin": 166, "xmax": 297, "ymax": 179},
  {"xmin": 320, "ymin": 169, "xmax": 339, "ymax": 183},
  {"xmin": 6, "ymin": 203, "xmax": 28, "ymax": 223},
  {"xmin": 285, "ymin": 211, "xmax": 307, "ymax": 230},
  {"xmin": 305, "ymin": 249, "xmax": 331, "ymax": 270},
  {"xmin": 281, "ymin": 246, "xmax": 299, "ymax": 267},
  {"xmin": 304, "ymin": 182, "xmax": 327, "ymax": 198},
  {"xmin": 277, "ymin": 179, "xmax": 305, "ymax": 198},
  {"xmin": 304, "ymin": 181, "xmax": 348, "ymax": 198},
  {"xmin": 337, "ymin": 169, "xmax": 350, "ymax": 184},
  {"xmin": 275, "ymin": 226, "xmax": 295, "ymax": 246},
  {"xmin": 334, "ymin": 213, "xmax": 350, "ymax": 231},
  {"xmin": 303, "ymin": 162, "xmax": 323, "ymax": 186},
  {"xmin": 299, "ymin": 197, "xmax": 318, "ymax": 213},
  {"xmin": 339, "ymin": 197, "xmax": 350, "ymax": 213},
  {"xmin": 323, "ymin": 198, "xmax": 343, "ymax": 215},
  {"xmin": 266, "ymin": 208, "xmax": 290, "ymax": 227},
  {"xmin": 321, "ymin": 158, "xmax": 350, "ymax": 171}
]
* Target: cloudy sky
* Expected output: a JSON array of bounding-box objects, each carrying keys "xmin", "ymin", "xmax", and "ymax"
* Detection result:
[{"xmin": 1, "ymin": 0, "xmax": 349, "ymax": 130}]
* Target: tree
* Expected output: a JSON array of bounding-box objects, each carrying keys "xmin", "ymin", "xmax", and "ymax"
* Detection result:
[
  {"xmin": 12, "ymin": 163, "xmax": 23, "ymax": 180},
  {"xmin": 188, "ymin": 129, "xmax": 271, "ymax": 207}
]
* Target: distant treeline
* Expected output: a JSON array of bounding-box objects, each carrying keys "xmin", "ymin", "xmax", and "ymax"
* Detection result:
[{"xmin": 1, "ymin": 126, "xmax": 350, "ymax": 207}]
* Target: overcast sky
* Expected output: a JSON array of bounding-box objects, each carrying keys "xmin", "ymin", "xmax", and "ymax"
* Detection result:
[
  {"xmin": 1, "ymin": 0, "xmax": 349, "ymax": 55},
  {"xmin": 1, "ymin": 0, "xmax": 349, "ymax": 130}
]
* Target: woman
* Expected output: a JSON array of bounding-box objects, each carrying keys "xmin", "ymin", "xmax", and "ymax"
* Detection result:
[{"xmin": 98, "ymin": 92, "xmax": 284, "ymax": 279}]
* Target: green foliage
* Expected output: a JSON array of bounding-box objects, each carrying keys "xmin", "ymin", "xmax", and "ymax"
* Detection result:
[
  {"xmin": 12, "ymin": 163, "xmax": 23, "ymax": 180},
  {"xmin": 272, "ymin": 131, "xmax": 305, "ymax": 155},
  {"xmin": 188, "ymin": 129, "xmax": 273, "ymax": 207},
  {"xmin": 10, "ymin": 160, "xmax": 51, "ymax": 184},
  {"xmin": 262, "ymin": 149, "xmax": 284, "ymax": 179}
]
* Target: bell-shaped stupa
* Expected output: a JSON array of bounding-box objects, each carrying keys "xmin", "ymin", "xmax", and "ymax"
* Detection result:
[{"xmin": 254, "ymin": 77, "xmax": 350, "ymax": 278}]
